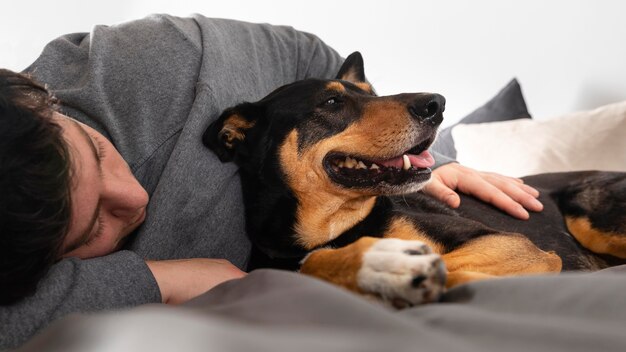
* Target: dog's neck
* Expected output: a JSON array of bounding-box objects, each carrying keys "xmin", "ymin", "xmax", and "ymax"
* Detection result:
[
  {"xmin": 293, "ymin": 193, "xmax": 377, "ymax": 250},
  {"xmin": 239, "ymin": 170, "xmax": 377, "ymax": 255}
]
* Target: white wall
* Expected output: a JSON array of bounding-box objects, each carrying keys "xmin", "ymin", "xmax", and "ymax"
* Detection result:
[{"xmin": 2, "ymin": 0, "xmax": 625, "ymax": 126}]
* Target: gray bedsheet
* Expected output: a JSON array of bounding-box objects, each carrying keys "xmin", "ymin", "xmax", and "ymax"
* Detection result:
[{"xmin": 19, "ymin": 267, "xmax": 626, "ymax": 352}]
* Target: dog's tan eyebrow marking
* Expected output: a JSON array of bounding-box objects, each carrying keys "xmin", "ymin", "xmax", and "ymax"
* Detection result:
[{"xmin": 326, "ymin": 81, "xmax": 346, "ymax": 92}]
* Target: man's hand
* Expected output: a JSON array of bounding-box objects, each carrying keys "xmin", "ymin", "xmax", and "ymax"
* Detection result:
[
  {"xmin": 423, "ymin": 163, "xmax": 543, "ymax": 220},
  {"xmin": 146, "ymin": 258, "xmax": 246, "ymax": 305}
]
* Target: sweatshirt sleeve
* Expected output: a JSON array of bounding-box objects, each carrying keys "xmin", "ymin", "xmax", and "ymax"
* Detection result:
[
  {"xmin": 0, "ymin": 251, "xmax": 160, "ymax": 350},
  {"xmin": 294, "ymin": 28, "xmax": 344, "ymax": 80},
  {"xmin": 7, "ymin": 16, "xmax": 202, "ymax": 349}
]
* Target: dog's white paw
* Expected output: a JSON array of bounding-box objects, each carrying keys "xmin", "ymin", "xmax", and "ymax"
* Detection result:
[{"xmin": 356, "ymin": 238, "xmax": 446, "ymax": 308}]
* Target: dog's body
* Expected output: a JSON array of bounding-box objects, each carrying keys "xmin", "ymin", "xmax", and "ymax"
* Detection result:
[{"xmin": 203, "ymin": 52, "xmax": 626, "ymax": 306}]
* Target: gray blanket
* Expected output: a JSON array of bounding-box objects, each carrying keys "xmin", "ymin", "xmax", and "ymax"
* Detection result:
[{"xmin": 19, "ymin": 268, "xmax": 626, "ymax": 352}]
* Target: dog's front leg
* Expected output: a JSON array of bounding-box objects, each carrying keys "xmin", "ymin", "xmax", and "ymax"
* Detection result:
[{"xmin": 299, "ymin": 237, "xmax": 447, "ymax": 307}]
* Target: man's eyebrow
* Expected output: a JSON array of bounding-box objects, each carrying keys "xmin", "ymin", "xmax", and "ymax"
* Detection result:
[{"xmin": 63, "ymin": 120, "xmax": 102, "ymax": 253}]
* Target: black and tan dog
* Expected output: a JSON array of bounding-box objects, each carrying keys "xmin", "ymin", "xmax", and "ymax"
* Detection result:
[{"xmin": 203, "ymin": 52, "xmax": 626, "ymax": 307}]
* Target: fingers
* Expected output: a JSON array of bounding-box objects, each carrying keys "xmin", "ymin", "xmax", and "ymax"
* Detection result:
[
  {"xmin": 458, "ymin": 177, "xmax": 530, "ymax": 219},
  {"xmin": 427, "ymin": 164, "xmax": 544, "ymax": 220},
  {"xmin": 423, "ymin": 177, "xmax": 461, "ymax": 208},
  {"xmin": 484, "ymin": 174, "xmax": 543, "ymax": 211},
  {"xmin": 458, "ymin": 173, "xmax": 543, "ymax": 220},
  {"xmin": 519, "ymin": 183, "xmax": 540, "ymax": 198}
]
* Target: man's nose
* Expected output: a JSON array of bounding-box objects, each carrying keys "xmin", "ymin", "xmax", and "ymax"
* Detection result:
[{"xmin": 102, "ymin": 177, "xmax": 149, "ymax": 218}]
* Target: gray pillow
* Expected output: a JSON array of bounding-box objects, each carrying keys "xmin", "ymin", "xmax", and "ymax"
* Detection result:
[{"xmin": 430, "ymin": 78, "xmax": 531, "ymax": 159}]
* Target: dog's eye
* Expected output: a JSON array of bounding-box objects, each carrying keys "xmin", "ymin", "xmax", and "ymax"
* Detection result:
[{"xmin": 319, "ymin": 96, "xmax": 343, "ymax": 108}]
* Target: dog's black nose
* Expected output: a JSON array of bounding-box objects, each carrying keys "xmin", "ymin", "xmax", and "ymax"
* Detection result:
[{"xmin": 408, "ymin": 94, "xmax": 445, "ymax": 125}]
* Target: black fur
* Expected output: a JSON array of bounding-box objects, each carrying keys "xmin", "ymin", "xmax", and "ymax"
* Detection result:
[{"xmin": 203, "ymin": 52, "xmax": 626, "ymax": 273}]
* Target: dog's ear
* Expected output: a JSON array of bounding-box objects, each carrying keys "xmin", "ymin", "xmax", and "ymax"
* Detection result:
[
  {"xmin": 336, "ymin": 51, "xmax": 366, "ymax": 83},
  {"xmin": 202, "ymin": 103, "xmax": 259, "ymax": 162}
]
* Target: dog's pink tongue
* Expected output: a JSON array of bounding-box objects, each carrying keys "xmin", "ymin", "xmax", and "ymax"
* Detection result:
[
  {"xmin": 408, "ymin": 150, "xmax": 435, "ymax": 168},
  {"xmin": 377, "ymin": 150, "xmax": 435, "ymax": 169}
]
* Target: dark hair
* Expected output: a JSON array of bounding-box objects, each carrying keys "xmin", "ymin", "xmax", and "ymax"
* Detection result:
[{"xmin": 0, "ymin": 69, "xmax": 72, "ymax": 305}]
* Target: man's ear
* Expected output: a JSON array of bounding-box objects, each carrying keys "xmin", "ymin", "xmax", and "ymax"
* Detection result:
[
  {"xmin": 336, "ymin": 51, "xmax": 366, "ymax": 83},
  {"xmin": 202, "ymin": 103, "xmax": 258, "ymax": 162}
]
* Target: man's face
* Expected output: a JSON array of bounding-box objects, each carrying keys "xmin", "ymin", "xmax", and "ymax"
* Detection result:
[{"xmin": 55, "ymin": 113, "xmax": 149, "ymax": 258}]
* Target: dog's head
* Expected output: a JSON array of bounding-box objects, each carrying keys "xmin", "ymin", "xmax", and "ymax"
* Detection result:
[
  {"xmin": 204, "ymin": 52, "xmax": 445, "ymax": 252},
  {"xmin": 203, "ymin": 52, "xmax": 444, "ymax": 201}
]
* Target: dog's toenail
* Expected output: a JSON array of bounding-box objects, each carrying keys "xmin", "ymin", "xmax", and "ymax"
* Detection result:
[
  {"xmin": 433, "ymin": 260, "xmax": 447, "ymax": 285},
  {"xmin": 392, "ymin": 298, "xmax": 412, "ymax": 309},
  {"xmin": 404, "ymin": 249, "xmax": 422, "ymax": 255},
  {"xmin": 411, "ymin": 275, "xmax": 428, "ymax": 287}
]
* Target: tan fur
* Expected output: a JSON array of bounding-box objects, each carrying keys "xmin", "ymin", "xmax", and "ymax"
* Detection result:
[
  {"xmin": 299, "ymin": 236, "xmax": 379, "ymax": 292},
  {"xmin": 326, "ymin": 81, "xmax": 346, "ymax": 92},
  {"xmin": 299, "ymin": 228, "xmax": 563, "ymax": 290},
  {"xmin": 279, "ymin": 131, "xmax": 377, "ymax": 249},
  {"xmin": 278, "ymin": 97, "xmax": 423, "ymax": 249},
  {"xmin": 446, "ymin": 271, "xmax": 498, "ymax": 287},
  {"xmin": 380, "ymin": 220, "xmax": 561, "ymax": 287},
  {"xmin": 355, "ymin": 82, "xmax": 374, "ymax": 94},
  {"xmin": 566, "ymin": 217, "xmax": 626, "ymax": 258},
  {"xmin": 442, "ymin": 234, "xmax": 562, "ymax": 287},
  {"xmin": 220, "ymin": 114, "xmax": 256, "ymax": 148},
  {"xmin": 383, "ymin": 217, "xmax": 445, "ymax": 254}
]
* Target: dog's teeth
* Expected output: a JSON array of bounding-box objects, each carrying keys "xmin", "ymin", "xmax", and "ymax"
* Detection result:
[
  {"xmin": 370, "ymin": 163, "xmax": 380, "ymax": 170},
  {"xmin": 356, "ymin": 161, "xmax": 367, "ymax": 169},
  {"xmin": 345, "ymin": 157, "xmax": 357, "ymax": 168},
  {"xmin": 337, "ymin": 161, "xmax": 345, "ymax": 168},
  {"xmin": 402, "ymin": 154, "xmax": 411, "ymax": 170}
]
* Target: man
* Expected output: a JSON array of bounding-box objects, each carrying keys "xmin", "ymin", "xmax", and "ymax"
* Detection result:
[{"xmin": 0, "ymin": 14, "xmax": 541, "ymax": 349}]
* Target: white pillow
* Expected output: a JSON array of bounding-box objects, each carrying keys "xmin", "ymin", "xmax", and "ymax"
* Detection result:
[{"xmin": 452, "ymin": 101, "xmax": 626, "ymax": 177}]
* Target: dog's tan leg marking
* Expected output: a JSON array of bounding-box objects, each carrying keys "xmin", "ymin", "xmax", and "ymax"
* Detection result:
[
  {"xmin": 382, "ymin": 217, "xmax": 445, "ymax": 253},
  {"xmin": 442, "ymin": 234, "xmax": 562, "ymax": 288},
  {"xmin": 302, "ymin": 217, "xmax": 446, "ymax": 305},
  {"xmin": 566, "ymin": 217, "xmax": 626, "ymax": 259},
  {"xmin": 300, "ymin": 236, "xmax": 446, "ymax": 306},
  {"xmin": 380, "ymin": 219, "xmax": 561, "ymax": 287},
  {"xmin": 299, "ymin": 237, "xmax": 378, "ymax": 292},
  {"xmin": 445, "ymin": 272, "xmax": 497, "ymax": 287}
]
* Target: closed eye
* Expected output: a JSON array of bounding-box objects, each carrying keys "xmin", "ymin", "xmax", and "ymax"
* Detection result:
[{"xmin": 84, "ymin": 213, "xmax": 105, "ymax": 246}]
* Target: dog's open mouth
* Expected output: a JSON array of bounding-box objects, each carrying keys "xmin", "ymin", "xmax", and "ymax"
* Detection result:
[{"xmin": 324, "ymin": 138, "xmax": 434, "ymax": 188}]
